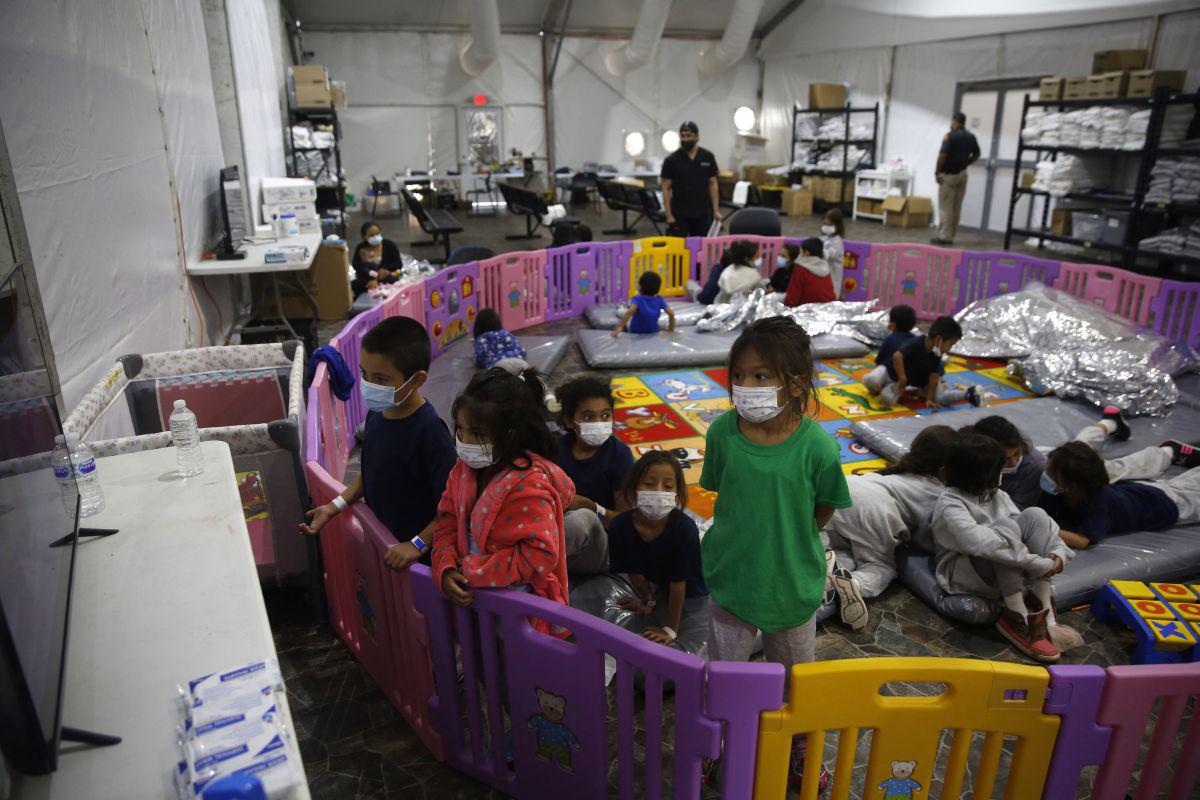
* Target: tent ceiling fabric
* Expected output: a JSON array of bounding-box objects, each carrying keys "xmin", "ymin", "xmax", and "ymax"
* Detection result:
[{"xmin": 285, "ymin": 0, "xmax": 795, "ymax": 36}]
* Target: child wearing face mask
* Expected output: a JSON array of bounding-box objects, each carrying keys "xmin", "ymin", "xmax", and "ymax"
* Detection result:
[
  {"xmin": 782, "ymin": 237, "xmax": 836, "ymax": 308},
  {"xmin": 473, "ymin": 308, "xmax": 528, "ymax": 373},
  {"xmin": 820, "ymin": 209, "xmax": 846, "ymax": 298},
  {"xmin": 768, "ymin": 243, "xmax": 800, "ymax": 293},
  {"xmin": 299, "ymin": 317, "xmax": 456, "ymax": 573},
  {"xmin": 554, "ymin": 378, "xmax": 634, "ymax": 575},
  {"xmin": 701, "ymin": 316, "xmax": 850, "ymax": 790},
  {"xmin": 713, "ymin": 240, "xmax": 764, "ymax": 303},
  {"xmin": 351, "ymin": 221, "xmax": 402, "ymax": 295},
  {"xmin": 875, "ymin": 315, "xmax": 982, "ymax": 409},
  {"xmin": 606, "ymin": 451, "xmax": 708, "ymax": 648},
  {"xmin": 861, "ymin": 304, "xmax": 917, "ymax": 394},
  {"xmin": 432, "ymin": 368, "xmax": 576, "ymax": 635}
]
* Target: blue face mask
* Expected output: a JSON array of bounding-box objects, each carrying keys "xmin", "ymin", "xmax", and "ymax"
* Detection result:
[
  {"xmin": 1039, "ymin": 471, "xmax": 1060, "ymax": 495},
  {"xmin": 360, "ymin": 374, "xmax": 415, "ymax": 413},
  {"xmin": 776, "ymin": 255, "xmax": 789, "ymax": 268}
]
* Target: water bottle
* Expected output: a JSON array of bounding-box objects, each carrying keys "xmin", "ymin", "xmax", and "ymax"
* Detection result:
[
  {"xmin": 169, "ymin": 399, "xmax": 205, "ymax": 477},
  {"xmin": 52, "ymin": 434, "xmax": 78, "ymax": 518},
  {"xmin": 66, "ymin": 433, "xmax": 105, "ymax": 517}
]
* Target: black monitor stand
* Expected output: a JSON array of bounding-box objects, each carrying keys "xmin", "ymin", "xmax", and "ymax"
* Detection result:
[
  {"xmin": 49, "ymin": 527, "xmax": 119, "ymax": 549},
  {"xmin": 215, "ymin": 235, "xmax": 246, "ymax": 261},
  {"xmin": 59, "ymin": 726, "xmax": 121, "ymax": 748}
]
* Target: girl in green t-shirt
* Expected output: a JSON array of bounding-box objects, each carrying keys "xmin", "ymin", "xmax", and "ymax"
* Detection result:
[{"xmin": 699, "ymin": 317, "xmax": 851, "ymax": 791}]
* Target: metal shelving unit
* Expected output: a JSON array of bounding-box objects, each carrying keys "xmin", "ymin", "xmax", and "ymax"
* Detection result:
[
  {"xmin": 1003, "ymin": 89, "xmax": 1200, "ymax": 274},
  {"xmin": 287, "ymin": 107, "xmax": 347, "ymax": 239},
  {"xmin": 789, "ymin": 103, "xmax": 879, "ymax": 213}
]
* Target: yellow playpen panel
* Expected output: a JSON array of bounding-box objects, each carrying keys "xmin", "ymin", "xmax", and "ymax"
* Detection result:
[
  {"xmin": 754, "ymin": 658, "xmax": 1059, "ymax": 800},
  {"xmin": 627, "ymin": 236, "xmax": 691, "ymax": 298}
]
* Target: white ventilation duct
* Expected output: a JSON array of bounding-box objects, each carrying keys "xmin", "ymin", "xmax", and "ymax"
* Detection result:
[
  {"xmin": 459, "ymin": 0, "xmax": 501, "ymax": 76},
  {"xmin": 697, "ymin": 0, "xmax": 764, "ymax": 76},
  {"xmin": 604, "ymin": 0, "xmax": 672, "ymax": 77}
]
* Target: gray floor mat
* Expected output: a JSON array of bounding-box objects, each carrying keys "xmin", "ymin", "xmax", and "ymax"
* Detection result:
[
  {"xmin": 583, "ymin": 300, "xmax": 710, "ymax": 330},
  {"xmin": 576, "ymin": 328, "xmax": 868, "ymax": 369},
  {"xmin": 425, "ymin": 335, "xmax": 568, "ymax": 426}
]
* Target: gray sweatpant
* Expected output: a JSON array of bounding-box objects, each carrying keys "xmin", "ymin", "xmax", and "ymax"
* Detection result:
[
  {"xmin": 1073, "ymin": 424, "xmax": 1172, "ymax": 483},
  {"xmin": 1145, "ymin": 467, "xmax": 1200, "ymax": 525},
  {"xmin": 564, "ymin": 509, "xmax": 609, "ymax": 575},
  {"xmin": 708, "ymin": 601, "xmax": 816, "ymax": 698},
  {"xmin": 878, "ymin": 377, "xmax": 967, "ymax": 407},
  {"xmin": 965, "ymin": 507, "xmax": 1063, "ymax": 598}
]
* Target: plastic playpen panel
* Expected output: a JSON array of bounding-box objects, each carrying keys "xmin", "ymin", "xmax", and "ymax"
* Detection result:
[
  {"xmin": 304, "ymin": 461, "xmax": 359, "ymax": 653},
  {"xmin": 841, "ymin": 241, "xmax": 872, "ymax": 302},
  {"xmin": 1149, "ymin": 279, "xmax": 1200, "ymax": 350},
  {"xmin": 958, "ymin": 251, "xmax": 1062, "ymax": 308},
  {"xmin": 868, "ymin": 244, "xmax": 962, "ymax": 319},
  {"xmin": 0, "ymin": 397, "xmax": 58, "ymax": 460},
  {"xmin": 153, "ymin": 370, "xmax": 285, "ymax": 430},
  {"xmin": 424, "ymin": 262, "xmax": 480, "ymax": 356},
  {"xmin": 690, "ymin": 235, "xmax": 784, "ymax": 283},
  {"xmin": 478, "ymin": 251, "xmax": 548, "ymax": 331},
  {"xmin": 1053, "ymin": 263, "xmax": 1162, "ymax": 328},
  {"xmin": 380, "ymin": 281, "xmax": 426, "ymax": 326},
  {"xmin": 544, "ymin": 244, "xmax": 599, "ymax": 322},
  {"xmin": 754, "ymin": 658, "xmax": 1058, "ymax": 799},
  {"xmin": 331, "ymin": 305, "xmax": 383, "ymax": 445},
  {"xmin": 593, "ymin": 241, "xmax": 630, "ymax": 304},
  {"xmin": 629, "ymin": 237, "xmax": 691, "ymax": 298},
  {"xmin": 304, "ymin": 363, "xmax": 348, "ymax": 482}
]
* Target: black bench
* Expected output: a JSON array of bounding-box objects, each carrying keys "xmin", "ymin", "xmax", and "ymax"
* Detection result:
[
  {"xmin": 596, "ymin": 179, "xmax": 666, "ymax": 236},
  {"xmin": 401, "ymin": 187, "xmax": 462, "ymax": 263},
  {"xmin": 498, "ymin": 182, "xmax": 578, "ymax": 241}
]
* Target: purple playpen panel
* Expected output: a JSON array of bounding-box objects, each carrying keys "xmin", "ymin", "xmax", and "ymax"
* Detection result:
[
  {"xmin": 594, "ymin": 241, "xmax": 631, "ymax": 304},
  {"xmin": 1149, "ymin": 279, "xmax": 1200, "ymax": 350},
  {"xmin": 841, "ymin": 240, "xmax": 872, "ymax": 302},
  {"xmin": 304, "ymin": 370, "xmax": 323, "ymax": 471},
  {"xmin": 1040, "ymin": 665, "xmax": 1111, "ymax": 800},
  {"xmin": 411, "ymin": 568, "xmax": 723, "ymax": 799},
  {"xmin": 477, "ymin": 251, "xmax": 548, "ymax": 331},
  {"xmin": 331, "ymin": 303, "xmax": 383, "ymax": 447},
  {"xmin": 380, "ymin": 281, "xmax": 427, "ymax": 326},
  {"xmin": 1053, "ymin": 263, "xmax": 1162, "ymax": 328},
  {"xmin": 423, "ymin": 262, "xmax": 480, "ymax": 356},
  {"xmin": 869, "ymin": 243, "xmax": 962, "ymax": 319},
  {"xmin": 544, "ymin": 244, "xmax": 597, "ymax": 321},
  {"xmin": 958, "ymin": 251, "xmax": 1062, "ymax": 308},
  {"xmin": 304, "ymin": 462, "xmax": 358, "ymax": 652},
  {"xmin": 706, "ymin": 661, "xmax": 785, "ymax": 797},
  {"xmin": 1090, "ymin": 662, "xmax": 1200, "ymax": 800}
]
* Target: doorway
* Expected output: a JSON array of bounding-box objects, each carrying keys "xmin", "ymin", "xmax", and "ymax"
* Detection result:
[{"xmin": 953, "ymin": 78, "xmax": 1041, "ymax": 233}]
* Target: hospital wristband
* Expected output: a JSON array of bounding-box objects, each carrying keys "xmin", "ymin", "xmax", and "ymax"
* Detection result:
[
  {"xmin": 661, "ymin": 626, "xmax": 677, "ymax": 642},
  {"xmin": 595, "ymin": 503, "xmax": 607, "ymax": 519},
  {"xmin": 410, "ymin": 534, "xmax": 428, "ymax": 553},
  {"xmin": 331, "ymin": 495, "xmax": 348, "ymax": 512}
]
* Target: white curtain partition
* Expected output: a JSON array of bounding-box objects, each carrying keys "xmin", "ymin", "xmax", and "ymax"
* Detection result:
[{"xmin": 0, "ymin": 0, "xmax": 235, "ymax": 409}]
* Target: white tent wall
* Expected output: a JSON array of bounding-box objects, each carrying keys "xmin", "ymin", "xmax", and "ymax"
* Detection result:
[
  {"xmin": 1155, "ymin": 7, "xmax": 1200, "ymax": 89},
  {"xmin": 0, "ymin": 0, "xmax": 235, "ymax": 415},
  {"xmin": 228, "ymin": 0, "xmax": 287, "ymax": 229},
  {"xmin": 552, "ymin": 37, "xmax": 762, "ymax": 172}
]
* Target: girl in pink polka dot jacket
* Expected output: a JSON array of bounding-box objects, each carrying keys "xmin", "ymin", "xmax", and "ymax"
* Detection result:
[{"xmin": 432, "ymin": 366, "xmax": 576, "ymax": 638}]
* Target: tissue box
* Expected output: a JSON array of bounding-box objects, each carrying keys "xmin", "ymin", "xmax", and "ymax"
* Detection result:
[{"xmin": 261, "ymin": 177, "xmax": 317, "ymax": 204}]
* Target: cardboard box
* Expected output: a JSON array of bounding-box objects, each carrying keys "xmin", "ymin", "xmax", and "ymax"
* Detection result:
[
  {"xmin": 291, "ymin": 65, "xmax": 329, "ymax": 84},
  {"xmin": 1092, "ymin": 49, "xmax": 1147, "ymax": 75},
  {"xmin": 781, "ymin": 187, "xmax": 813, "ymax": 216},
  {"xmin": 261, "ymin": 177, "xmax": 317, "ymax": 204},
  {"xmin": 810, "ymin": 176, "xmax": 852, "ymax": 204},
  {"xmin": 855, "ymin": 196, "xmax": 883, "ymax": 217},
  {"xmin": 263, "ymin": 201, "xmax": 318, "ymax": 221},
  {"xmin": 294, "ymin": 83, "xmax": 332, "ymax": 108},
  {"xmin": 808, "ymin": 83, "xmax": 846, "ymax": 110},
  {"xmin": 1086, "ymin": 71, "xmax": 1128, "ymax": 99},
  {"xmin": 1020, "ymin": 170, "xmax": 1035, "ymax": 189},
  {"xmin": 1063, "ymin": 77, "xmax": 1089, "ymax": 101},
  {"xmin": 1039, "ymin": 77, "xmax": 1065, "ymax": 102},
  {"xmin": 256, "ymin": 243, "xmax": 351, "ymax": 321},
  {"xmin": 330, "ymin": 80, "xmax": 347, "ymax": 109},
  {"xmin": 742, "ymin": 164, "xmax": 781, "ymax": 185},
  {"xmin": 1050, "ymin": 208, "xmax": 1072, "ymax": 236},
  {"xmin": 882, "ymin": 195, "xmax": 933, "ymax": 228},
  {"xmin": 1127, "ymin": 69, "xmax": 1188, "ymax": 98}
]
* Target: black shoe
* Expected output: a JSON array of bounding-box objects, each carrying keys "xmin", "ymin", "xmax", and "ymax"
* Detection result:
[
  {"xmin": 930, "ymin": 237, "xmax": 951, "ymax": 245},
  {"xmin": 966, "ymin": 386, "xmax": 984, "ymax": 407},
  {"xmin": 1101, "ymin": 406, "xmax": 1130, "ymax": 441},
  {"xmin": 1163, "ymin": 439, "xmax": 1200, "ymax": 468}
]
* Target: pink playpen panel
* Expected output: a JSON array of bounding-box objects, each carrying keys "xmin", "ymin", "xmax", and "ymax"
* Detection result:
[
  {"xmin": 689, "ymin": 235, "xmax": 783, "ymax": 283},
  {"xmin": 1053, "ymin": 263, "xmax": 1161, "ymax": 328},
  {"xmin": 958, "ymin": 251, "xmax": 1062, "ymax": 308},
  {"xmin": 424, "ymin": 262, "xmax": 480, "ymax": 356},
  {"xmin": 304, "ymin": 462, "xmax": 359, "ymax": 652},
  {"xmin": 1149, "ymin": 279, "xmax": 1200, "ymax": 350},
  {"xmin": 841, "ymin": 240, "xmax": 872, "ymax": 302},
  {"xmin": 154, "ymin": 370, "xmax": 285, "ymax": 430},
  {"xmin": 478, "ymin": 251, "xmax": 548, "ymax": 331},
  {"xmin": 307, "ymin": 363, "xmax": 349, "ymax": 483},
  {"xmin": 868, "ymin": 243, "xmax": 962, "ymax": 319},
  {"xmin": 331, "ymin": 304, "xmax": 384, "ymax": 445},
  {"xmin": 380, "ymin": 281, "xmax": 427, "ymax": 326}
]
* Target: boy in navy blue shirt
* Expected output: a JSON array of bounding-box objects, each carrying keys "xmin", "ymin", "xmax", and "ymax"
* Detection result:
[
  {"xmin": 613, "ymin": 272, "xmax": 676, "ymax": 336},
  {"xmin": 300, "ymin": 316, "xmax": 456, "ymax": 570},
  {"xmin": 862, "ymin": 304, "xmax": 917, "ymax": 393},
  {"xmin": 876, "ymin": 315, "xmax": 982, "ymax": 409}
]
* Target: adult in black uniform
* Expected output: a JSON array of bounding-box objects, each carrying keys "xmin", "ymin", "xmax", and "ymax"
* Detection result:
[
  {"xmin": 660, "ymin": 121, "xmax": 722, "ymax": 237},
  {"xmin": 931, "ymin": 112, "xmax": 980, "ymax": 245}
]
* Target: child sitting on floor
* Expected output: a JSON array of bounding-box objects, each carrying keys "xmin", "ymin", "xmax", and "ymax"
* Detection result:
[
  {"xmin": 714, "ymin": 240, "xmax": 764, "ymax": 303},
  {"xmin": 554, "ymin": 377, "xmax": 634, "ymax": 575},
  {"xmin": 820, "ymin": 209, "xmax": 846, "ymax": 298},
  {"xmin": 473, "ymin": 308, "xmax": 528, "ymax": 373},
  {"xmin": 299, "ymin": 316, "xmax": 455, "ymax": 572},
  {"xmin": 824, "ymin": 425, "xmax": 956, "ymax": 630},
  {"xmin": 861, "ymin": 304, "xmax": 917, "ymax": 393},
  {"xmin": 782, "ymin": 237, "xmax": 835, "ymax": 307},
  {"xmin": 607, "ymin": 451, "xmax": 708, "ymax": 649},
  {"xmin": 432, "ymin": 367, "xmax": 575, "ymax": 636},
  {"xmin": 931, "ymin": 434, "xmax": 1072, "ymax": 662},
  {"xmin": 768, "ymin": 243, "xmax": 800, "ymax": 293},
  {"xmin": 872, "ymin": 315, "xmax": 982, "ymax": 409},
  {"xmin": 614, "ymin": 272, "xmax": 676, "ymax": 336},
  {"xmin": 1039, "ymin": 442, "xmax": 1200, "ymax": 550}
]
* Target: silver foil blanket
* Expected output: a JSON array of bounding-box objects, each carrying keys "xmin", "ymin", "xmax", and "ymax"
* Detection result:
[
  {"xmin": 695, "ymin": 289, "xmax": 890, "ymax": 344},
  {"xmin": 953, "ymin": 282, "xmax": 1195, "ymax": 417}
]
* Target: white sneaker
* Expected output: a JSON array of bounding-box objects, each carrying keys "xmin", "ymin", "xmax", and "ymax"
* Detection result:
[
  {"xmin": 832, "ymin": 565, "xmax": 868, "ymax": 631},
  {"xmin": 685, "ymin": 279, "xmax": 702, "ymax": 300},
  {"xmin": 822, "ymin": 549, "xmax": 836, "ymax": 606}
]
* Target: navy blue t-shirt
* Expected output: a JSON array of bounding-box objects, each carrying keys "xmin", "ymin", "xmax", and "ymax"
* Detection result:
[
  {"xmin": 607, "ymin": 510, "xmax": 708, "ymax": 598},
  {"xmin": 885, "ymin": 334, "xmax": 945, "ymax": 388},
  {"xmin": 876, "ymin": 330, "xmax": 916, "ymax": 367},
  {"xmin": 557, "ymin": 433, "xmax": 634, "ymax": 509},
  {"xmin": 628, "ymin": 294, "xmax": 668, "ymax": 333},
  {"xmin": 360, "ymin": 402, "xmax": 456, "ymax": 540},
  {"xmin": 1040, "ymin": 482, "xmax": 1179, "ymax": 544}
]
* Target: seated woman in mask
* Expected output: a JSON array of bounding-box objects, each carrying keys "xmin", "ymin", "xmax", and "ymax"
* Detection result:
[{"xmin": 351, "ymin": 221, "xmax": 403, "ymax": 295}]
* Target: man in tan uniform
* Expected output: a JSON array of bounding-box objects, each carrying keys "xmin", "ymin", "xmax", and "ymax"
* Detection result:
[{"xmin": 932, "ymin": 112, "xmax": 980, "ymax": 245}]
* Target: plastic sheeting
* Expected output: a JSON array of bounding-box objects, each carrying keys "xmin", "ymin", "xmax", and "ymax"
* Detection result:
[
  {"xmin": 953, "ymin": 283, "xmax": 1195, "ymax": 416},
  {"xmin": 696, "ymin": 290, "xmax": 888, "ymax": 343},
  {"xmin": 568, "ymin": 574, "xmax": 710, "ymax": 664},
  {"xmin": 896, "ymin": 548, "xmax": 1000, "ymax": 626}
]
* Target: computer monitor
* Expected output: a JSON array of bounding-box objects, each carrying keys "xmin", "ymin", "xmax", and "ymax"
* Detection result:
[{"xmin": 216, "ymin": 165, "xmax": 247, "ymax": 260}]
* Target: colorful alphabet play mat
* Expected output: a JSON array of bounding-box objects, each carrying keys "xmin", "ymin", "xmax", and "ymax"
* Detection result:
[{"xmin": 610, "ymin": 354, "xmax": 1037, "ymax": 518}]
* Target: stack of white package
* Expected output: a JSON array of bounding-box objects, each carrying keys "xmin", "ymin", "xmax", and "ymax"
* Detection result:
[
  {"xmin": 289, "ymin": 125, "xmax": 312, "ymax": 149},
  {"xmin": 1038, "ymin": 112, "xmax": 1064, "ymax": 147},
  {"xmin": 1031, "ymin": 155, "xmax": 1102, "ymax": 197},
  {"xmin": 173, "ymin": 659, "xmax": 302, "ymax": 799},
  {"xmin": 1057, "ymin": 110, "xmax": 1085, "ymax": 147},
  {"xmin": 1145, "ymin": 154, "xmax": 1200, "ymax": 204},
  {"xmin": 1160, "ymin": 106, "xmax": 1195, "ymax": 147},
  {"xmin": 1140, "ymin": 219, "xmax": 1200, "ymax": 258},
  {"xmin": 1077, "ymin": 107, "xmax": 1104, "ymax": 149},
  {"xmin": 794, "ymin": 115, "xmax": 818, "ymax": 141},
  {"xmin": 816, "ymin": 145, "xmax": 868, "ymax": 171},
  {"xmin": 1099, "ymin": 107, "xmax": 1131, "ymax": 149},
  {"xmin": 1124, "ymin": 110, "xmax": 1151, "ymax": 150},
  {"xmin": 1022, "ymin": 109, "xmax": 1048, "ymax": 145}
]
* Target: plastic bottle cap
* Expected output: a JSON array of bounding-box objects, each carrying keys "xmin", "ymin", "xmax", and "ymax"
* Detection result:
[
  {"xmin": 64, "ymin": 432, "xmax": 81, "ymax": 443},
  {"xmin": 54, "ymin": 434, "xmax": 65, "ymax": 444},
  {"xmin": 174, "ymin": 399, "xmax": 187, "ymax": 408}
]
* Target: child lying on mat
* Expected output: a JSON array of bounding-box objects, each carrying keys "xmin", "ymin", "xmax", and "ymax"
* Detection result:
[
  {"xmin": 823, "ymin": 425, "xmax": 956, "ymax": 631},
  {"xmin": 863, "ymin": 315, "xmax": 982, "ymax": 409},
  {"xmin": 1039, "ymin": 441, "xmax": 1200, "ymax": 550},
  {"xmin": 931, "ymin": 434, "xmax": 1073, "ymax": 663},
  {"xmin": 613, "ymin": 272, "xmax": 675, "ymax": 336},
  {"xmin": 473, "ymin": 308, "xmax": 528, "ymax": 373}
]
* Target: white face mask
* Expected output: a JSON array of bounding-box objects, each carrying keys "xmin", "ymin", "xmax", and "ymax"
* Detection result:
[
  {"xmin": 456, "ymin": 436, "xmax": 495, "ymax": 469},
  {"xmin": 731, "ymin": 384, "xmax": 784, "ymax": 423},
  {"xmin": 636, "ymin": 491, "xmax": 677, "ymax": 520},
  {"xmin": 1002, "ymin": 455, "xmax": 1023, "ymax": 476},
  {"xmin": 576, "ymin": 420, "xmax": 612, "ymax": 447},
  {"xmin": 821, "ymin": 225, "xmax": 835, "ymax": 236},
  {"xmin": 360, "ymin": 374, "xmax": 416, "ymax": 413},
  {"xmin": 367, "ymin": 234, "xmax": 383, "ymax": 246}
]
